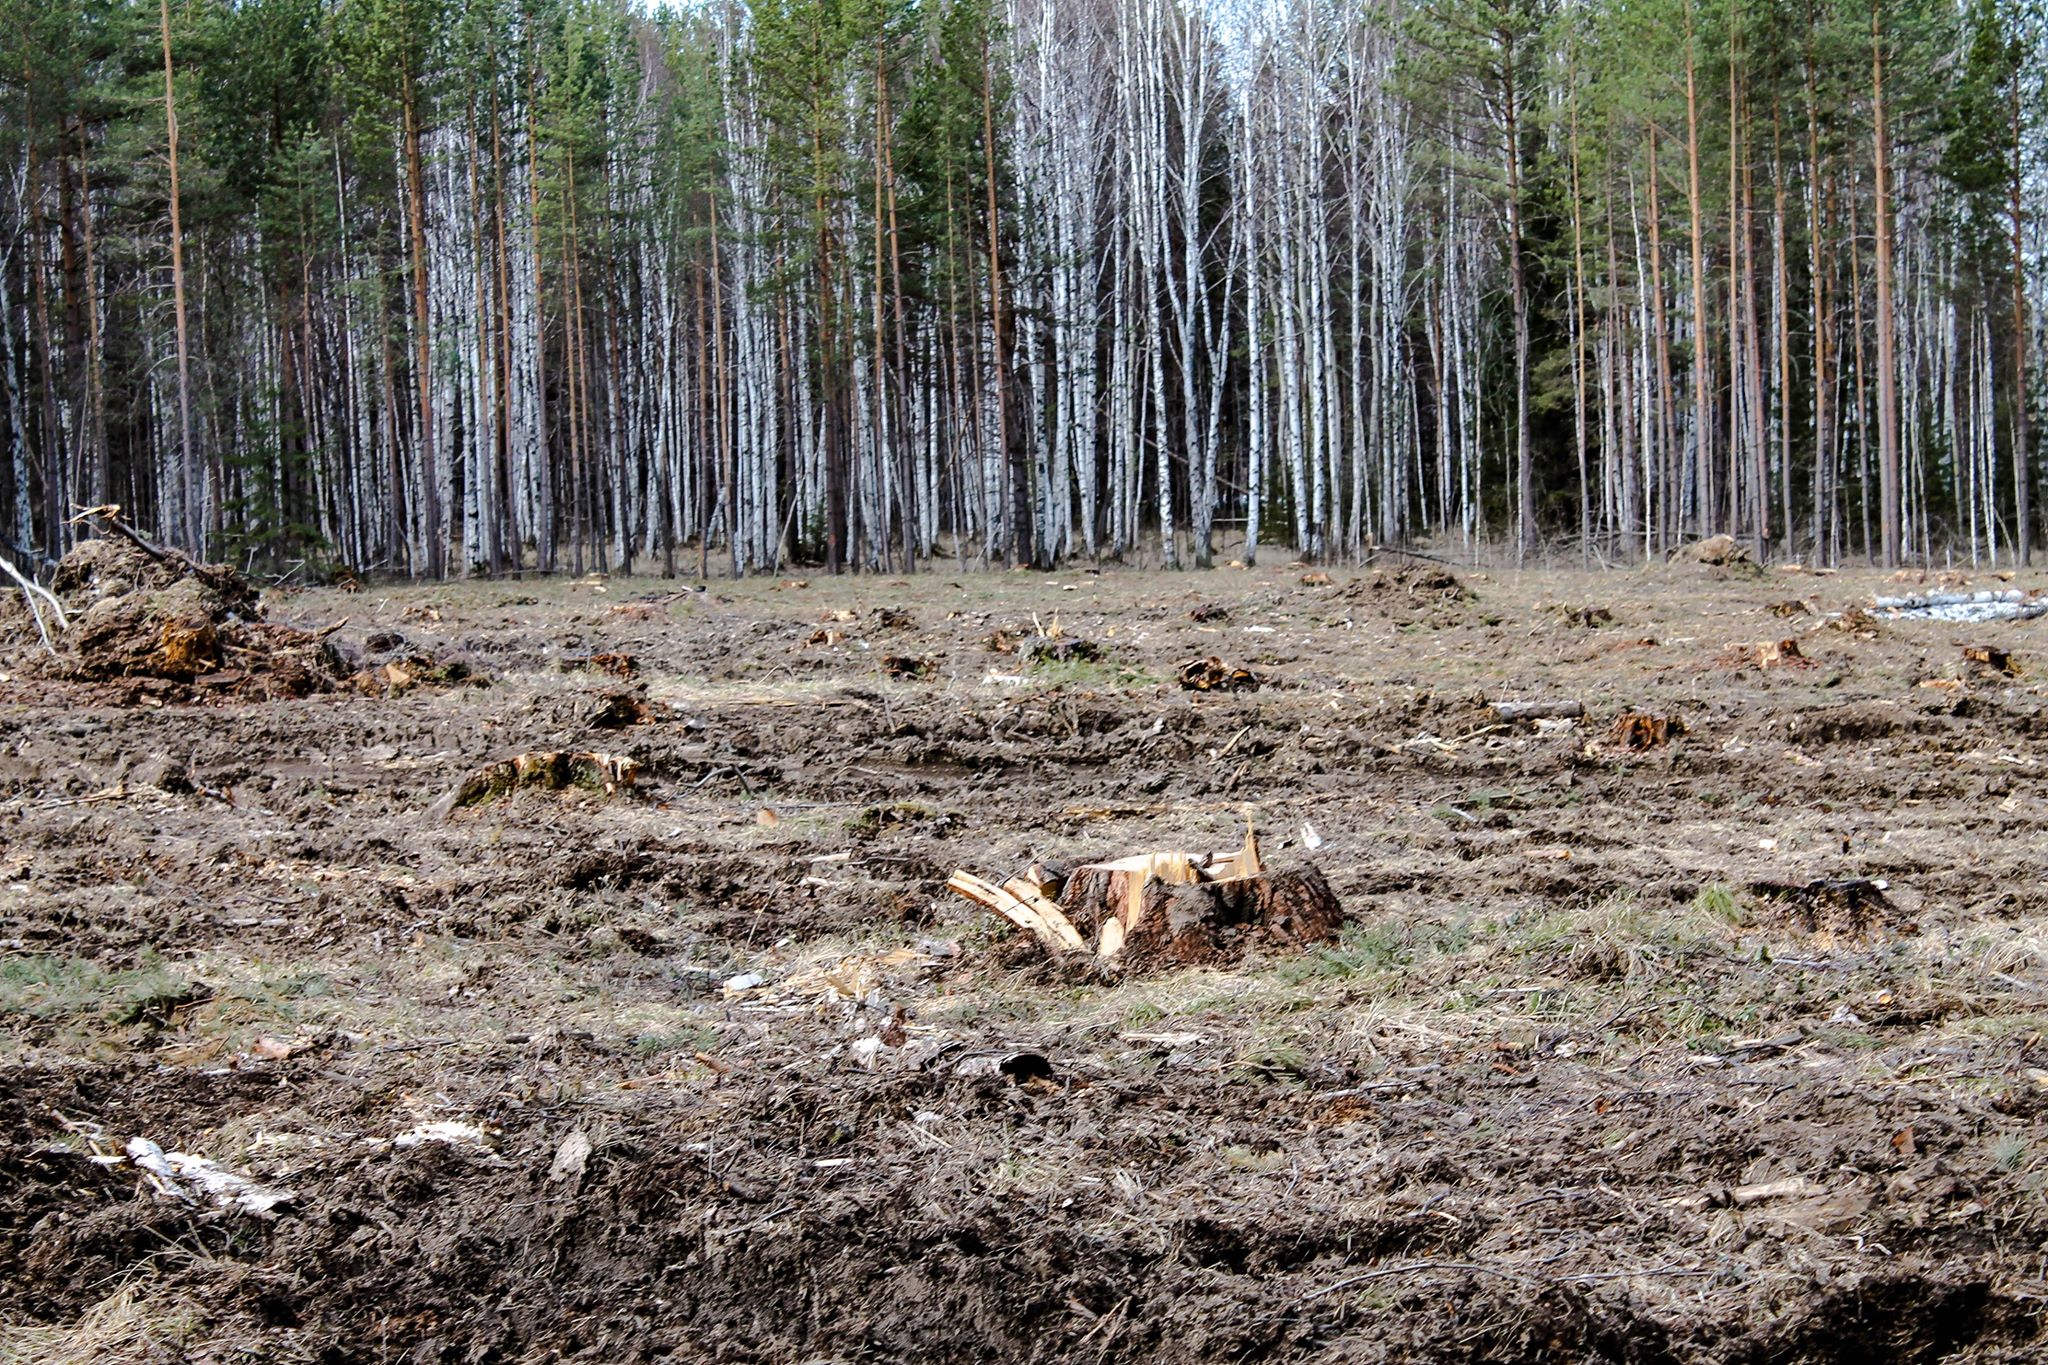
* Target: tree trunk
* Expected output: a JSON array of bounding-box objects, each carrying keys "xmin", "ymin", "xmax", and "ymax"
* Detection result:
[
  {"xmin": 1871, "ymin": 2, "xmax": 1902, "ymax": 566},
  {"xmin": 161, "ymin": 0, "xmax": 199, "ymax": 554}
]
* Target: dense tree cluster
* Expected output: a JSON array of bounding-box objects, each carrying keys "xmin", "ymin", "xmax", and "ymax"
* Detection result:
[{"xmin": 0, "ymin": 0, "xmax": 2041, "ymax": 576}]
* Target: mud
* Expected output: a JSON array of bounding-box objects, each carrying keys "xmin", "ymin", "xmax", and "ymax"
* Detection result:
[{"xmin": 4, "ymin": 558, "xmax": 2048, "ymax": 1362}]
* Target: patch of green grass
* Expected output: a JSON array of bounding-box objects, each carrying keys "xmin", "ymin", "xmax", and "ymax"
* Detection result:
[
  {"xmin": 1026, "ymin": 656, "xmax": 1159, "ymax": 689},
  {"xmin": 1123, "ymin": 1000, "xmax": 1168, "ymax": 1027},
  {"xmin": 630, "ymin": 1023, "xmax": 719, "ymax": 1056},
  {"xmin": 1231, "ymin": 1031, "xmax": 1310, "ymax": 1080},
  {"xmin": 1271, "ymin": 922, "xmax": 1408, "ymax": 983},
  {"xmin": 1263, "ymin": 915, "xmax": 1481, "ymax": 994},
  {"xmin": 224, "ymin": 968, "xmax": 333, "ymax": 1003},
  {"xmin": 1693, "ymin": 883, "xmax": 1746, "ymax": 926},
  {"xmin": 846, "ymin": 801, "xmax": 951, "ymax": 838},
  {"xmin": 1993, "ymin": 1133, "xmax": 2030, "ymax": 1172},
  {"xmin": 0, "ymin": 950, "xmax": 196, "ymax": 1025},
  {"xmin": 1950, "ymin": 1011, "xmax": 2048, "ymax": 1041}
]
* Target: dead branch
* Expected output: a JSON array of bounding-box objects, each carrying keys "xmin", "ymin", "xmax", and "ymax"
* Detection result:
[{"xmin": 0, "ymin": 553, "xmax": 62, "ymax": 655}]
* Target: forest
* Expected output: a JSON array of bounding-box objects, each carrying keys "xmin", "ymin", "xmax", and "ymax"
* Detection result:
[{"xmin": 0, "ymin": 0, "xmax": 2041, "ymax": 578}]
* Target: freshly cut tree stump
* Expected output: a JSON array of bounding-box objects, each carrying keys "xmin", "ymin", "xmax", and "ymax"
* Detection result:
[
  {"xmin": 1062, "ymin": 862, "xmax": 1342, "ymax": 968},
  {"xmin": 949, "ymin": 819, "xmax": 1345, "ymax": 971}
]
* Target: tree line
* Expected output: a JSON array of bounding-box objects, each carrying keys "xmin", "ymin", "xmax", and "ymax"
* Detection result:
[{"xmin": 0, "ymin": 0, "xmax": 2041, "ymax": 578}]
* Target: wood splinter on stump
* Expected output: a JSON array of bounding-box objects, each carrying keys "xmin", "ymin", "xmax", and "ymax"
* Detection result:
[{"xmin": 948, "ymin": 815, "xmax": 1344, "ymax": 969}]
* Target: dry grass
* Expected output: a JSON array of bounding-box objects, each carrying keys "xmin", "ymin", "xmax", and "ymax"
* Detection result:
[{"xmin": 0, "ymin": 1284, "xmax": 200, "ymax": 1365}]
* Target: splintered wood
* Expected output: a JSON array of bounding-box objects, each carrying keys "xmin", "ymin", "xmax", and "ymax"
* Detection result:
[{"xmin": 948, "ymin": 817, "xmax": 1342, "ymax": 970}]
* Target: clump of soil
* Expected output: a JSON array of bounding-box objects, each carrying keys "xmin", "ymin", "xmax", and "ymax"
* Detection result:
[
  {"xmin": 1720, "ymin": 638, "xmax": 1814, "ymax": 670},
  {"xmin": 430, "ymin": 749, "xmax": 643, "ymax": 819},
  {"xmin": 1749, "ymin": 877, "xmax": 1906, "ymax": 939},
  {"xmin": 881, "ymin": 653, "xmax": 939, "ymax": 680},
  {"xmin": 1674, "ymin": 534, "xmax": 1751, "ymax": 566},
  {"xmin": 1671, "ymin": 532, "xmax": 1769, "ymax": 577},
  {"xmin": 1823, "ymin": 606, "xmax": 1885, "ymax": 639},
  {"xmin": 324, "ymin": 628, "xmax": 488, "ymax": 697},
  {"xmin": 13, "ymin": 537, "xmax": 342, "ymax": 701},
  {"xmin": 1326, "ymin": 566, "xmax": 1478, "ymax": 625}
]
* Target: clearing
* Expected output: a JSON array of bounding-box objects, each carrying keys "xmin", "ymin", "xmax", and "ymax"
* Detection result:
[{"xmin": 3, "ymin": 553, "xmax": 2046, "ymax": 1362}]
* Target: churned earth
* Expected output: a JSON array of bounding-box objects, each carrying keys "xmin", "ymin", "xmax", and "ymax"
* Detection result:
[{"xmin": 3, "ymin": 550, "xmax": 2047, "ymax": 1363}]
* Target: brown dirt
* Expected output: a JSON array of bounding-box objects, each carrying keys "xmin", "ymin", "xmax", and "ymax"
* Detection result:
[{"xmin": 5, "ymin": 558, "xmax": 2048, "ymax": 1362}]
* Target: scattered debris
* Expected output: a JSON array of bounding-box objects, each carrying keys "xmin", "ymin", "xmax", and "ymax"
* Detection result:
[
  {"xmin": 432, "ymin": 750, "xmax": 642, "ymax": 818},
  {"xmin": 1673, "ymin": 1176, "xmax": 1823, "ymax": 1212},
  {"xmin": 345, "ymin": 638, "xmax": 487, "ymax": 697},
  {"xmin": 1178, "ymin": 657, "xmax": 1261, "ymax": 693},
  {"xmin": 1748, "ymin": 877, "xmax": 1900, "ymax": 939},
  {"xmin": 779, "ymin": 947, "xmax": 938, "ymax": 1003},
  {"xmin": 123, "ymin": 1137, "xmax": 293, "ymax": 1218},
  {"xmin": 1605, "ymin": 712, "xmax": 1685, "ymax": 751},
  {"xmin": 565, "ymin": 651, "xmax": 638, "ymax": 679},
  {"xmin": 583, "ymin": 689, "xmax": 655, "ymax": 729},
  {"xmin": 1962, "ymin": 645, "xmax": 2019, "ymax": 678},
  {"xmin": 0, "ymin": 551, "xmax": 66, "ymax": 655},
  {"xmin": 244, "ymin": 1036, "xmax": 308, "ymax": 1062},
  {"xmin": 1490, "ymin": 699, "xmax": 1585, "ymax": 722},
  {"xmin": 1874, "ymin": 590, "xmax": 2048, "ymax": 624},
  {"xmin": 1023, "ymin": 637, "xmax": 1103, "ymax": 666},
  {"xmin": 881, "ymin": 654, "xmax": 938, "ymax": 681},
  {"xmin": 392, "ymin": 1121, "xmax": 497, "ymax": 1152},
  {"xmin": 549, "ymin": 1130, "xmax": 594, "ymax": 1185},
  {"xmin": 949, "ymin": 817, "xmax": 1342, "ymax": 970},
  {"xmin": 604, "ymin": 592, "xmax": 694, "ymax": 620},
  {"xmin": 1721, "ymin": 638, "xmax": 1812, "ymax": 670},
  {"xmin": 1823, "ymin": 606, "xmax": 1884, "ymax": 639},
  {"xmin": 870, "ymin": 607, "xmax": 916, "ymax": 631},
  {"xmin": 952, "ymin": 1050, "xmax": 1055, "ymax": 1084}
]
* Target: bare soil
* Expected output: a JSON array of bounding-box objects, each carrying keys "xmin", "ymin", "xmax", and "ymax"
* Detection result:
[{"xmin": 4, "ymin": 555, "xmax": 2048, "ymax": 1363}]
